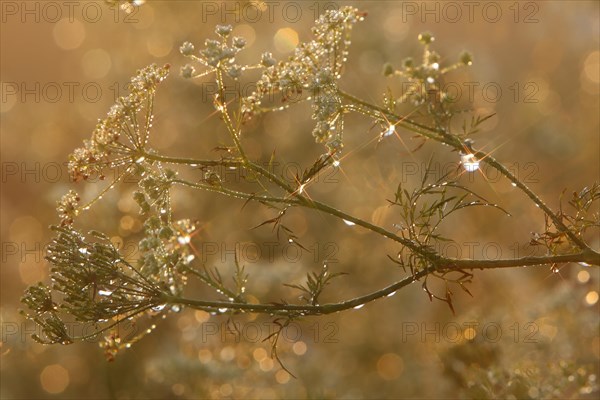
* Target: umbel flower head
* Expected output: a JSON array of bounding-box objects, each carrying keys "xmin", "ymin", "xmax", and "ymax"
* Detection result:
[
  {"xmin": 240, "ymin": 6, "xmax": 366, "ymax": 154},
  {"xmin": 68, "ymin": 64, "xmax": 170, "ymax": 182},
  {"xmin": 21, "ymin": 214, "xmax": 198, "ymax": 356},
  {"xmin": 20, "ymin": 226, "xmax": 166, "ymax": 347}
]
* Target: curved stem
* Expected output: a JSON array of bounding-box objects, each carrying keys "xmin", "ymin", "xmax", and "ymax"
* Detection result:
[{"xmin": 166, "ymin": 249, "xmax": 598, "ymax": 316}]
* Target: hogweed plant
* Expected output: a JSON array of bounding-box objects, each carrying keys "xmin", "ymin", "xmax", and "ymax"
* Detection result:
[{"xmin": 21, "ymin": 7, "xmax": 599, "ymax": 371}]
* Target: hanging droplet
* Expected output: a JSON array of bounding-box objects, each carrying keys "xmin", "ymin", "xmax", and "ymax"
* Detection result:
[
  {"xmin": 386, "ymin": 291, "xmax": 397, "ymax": 297},
  {"xmin": 135, "ymin": 156, "xmax": 146, "ymax": 164},
  {"xmin": 460, "ymin": 153, "xmax": 480, "ymax": 172},
  {"xmin": 152, "ymin": 304, "xmax": 166, "ymax": 312},
  {"xmin": 511, "ymin": 182, "xmax": 517, "ymax": 187},
  {"xmin": 343, "ymin": 219, "xmax": 356, "ymax": 226},
  {"xmin": 218, "ymin": 308, "xmax": 228, "ymax": 313},
  {"xmin": 353, "ymin": 304, "xmax": 364, "ymax": 310},
  {"xmin": 98, "ymin": 289, "xmax": 113, "ymax": 296},
  {"xmin": 383, "ymin": 124, "xmax": 395, "ymax": 137}
]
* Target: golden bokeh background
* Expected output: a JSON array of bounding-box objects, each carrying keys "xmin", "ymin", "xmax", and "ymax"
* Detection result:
[{"xmin": 1, "ymin": 1, "xmax": 599, "ymax": 398}]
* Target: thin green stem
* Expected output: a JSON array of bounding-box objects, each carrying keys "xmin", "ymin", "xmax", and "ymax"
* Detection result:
[{"xmin": 337, "ymin": 89, "xmax": 590, "ymax": 251}]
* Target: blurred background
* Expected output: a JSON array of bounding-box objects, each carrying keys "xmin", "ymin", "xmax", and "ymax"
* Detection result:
[{"xmin": 1, "ymin": 1, "xmax": 599, "ymax": 398}]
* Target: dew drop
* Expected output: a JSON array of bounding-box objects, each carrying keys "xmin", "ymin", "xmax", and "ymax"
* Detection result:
[
  {"xmin": 135, "ymin": 156, "xmax": 146, "ymax": 164},
  {"xmin": 383, "ymin": 124, "xmax": 395, "ymax": 137},
  {"xmin": 511, "ymin": 182, "xmax": 517, "ymax": 187},
  {"xmin": 386, "ymin": 291, "xmax": 397, "ymax": 297},
  {"xmin": 460, "ymin": 153, "xmax": 480, "ymax": 172},
  {"xmin": 353, "ymin": 304, "xmax": 364, "ymax": 310},
  {"xmin": 343, "ymin": 219, "xmax": 356, "ymax": 226},
  {"xmin": 579, "ymin": 262, "xmax": 591, "ymax": 267},
  {"xmin": 98, "ymin": 289, "xmax": 113, "ymax": 296},
  {"xmin": 332, "ymin": 159, "xmax": 340, "ymax": 167},
  {"xmin": 152, "ymin": 304, "xmax": 166, "ymax": 312},
  {"xmin": 218, "ymin": 308, "xmax": 228, "ymax": 313}
]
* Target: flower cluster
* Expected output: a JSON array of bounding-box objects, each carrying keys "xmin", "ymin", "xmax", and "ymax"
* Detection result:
[
  {"xmin": 383, "ymin": 32, "xmax": 472, "ymax": 120},
  {"xmin": 68, "ymin": 64, "xmax": 170, "ymax": 181},
  {"xmin": 241, "ymin": 6, "xmax": 366, "ymax": 154},
  {"xmin": 20, "ymin": 226, "xmax": 166, "ymax": 347},
  {"xmin": 136, "ymin": 216, "xmax": 198, "ymax": 297},
  {"xmin": 56, "ymin": 189, "xmax": 80, "ymax": 227},
  {"xmin": 180, "ymin": 25, "xmax": 248, "ymax": 80}
]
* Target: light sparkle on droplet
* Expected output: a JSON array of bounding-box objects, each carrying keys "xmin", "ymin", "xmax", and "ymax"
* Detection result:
[
  {"xmin": 343, "ymin": 219, "xmax": 356, "ymax": 226},
  {"xmin": 460, "ymin": 153, "xmax": 480, "ymax": 172},
  {"xmin": 383, "ymin": 124, "xmax": 395, "ymax": 137},
  {"xmin": 98, "ymin": 289, "xmax": 113, "ymax": 296},
  {"xmin": 353, "ymin": 304, "xmax": 364, "ymax": 310}
]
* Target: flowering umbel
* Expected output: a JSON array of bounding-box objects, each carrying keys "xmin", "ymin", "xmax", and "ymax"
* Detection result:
[
  {"xmin": 241, "ymin": 6, "xmax": 366, "ymax": 155},
  {"xmin": 68, "ymin": 64, "xmax": 170, "ymax": 182}
]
